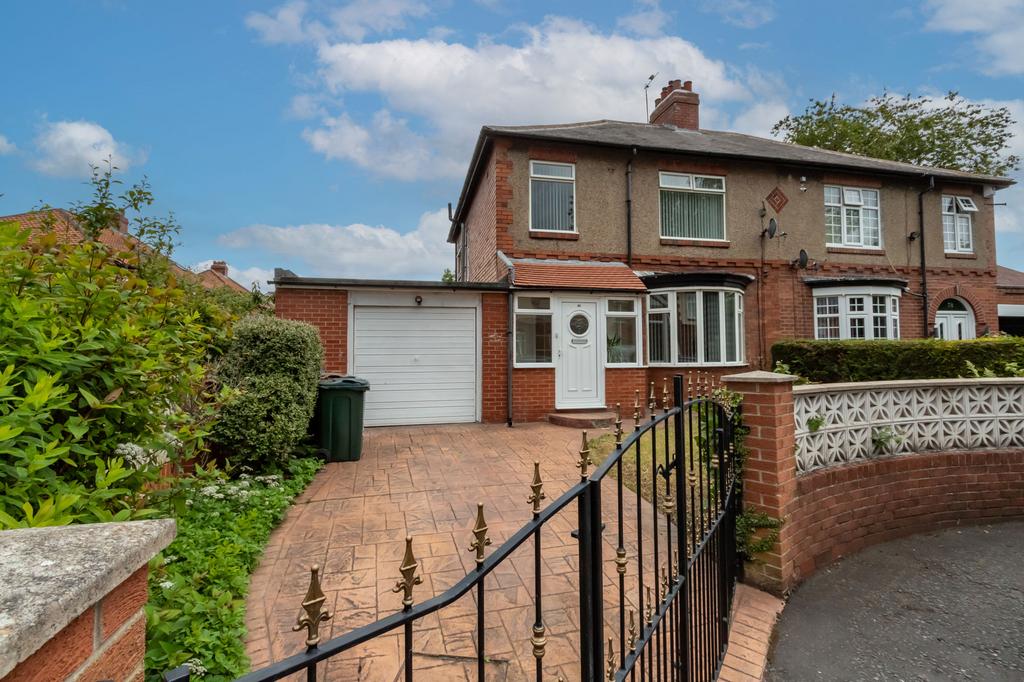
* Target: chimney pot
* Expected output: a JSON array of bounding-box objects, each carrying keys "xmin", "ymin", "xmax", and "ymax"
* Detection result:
[
  {"xmin": 649, "ymin": 78, "xmax": 700, "ymax": 130},
  {"xmin": 211, "ymin": 260, "xmax": 229, "ymax": 276}
]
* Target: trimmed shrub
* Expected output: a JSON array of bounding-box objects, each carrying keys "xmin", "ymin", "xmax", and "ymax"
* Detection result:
[
  {"xmin": 211, "ymin": 315, "xmax": 323, "ymax": 469},
  {"xmin": 772, "ymin": 336, "xmax": 1024, "ymax": 383}
]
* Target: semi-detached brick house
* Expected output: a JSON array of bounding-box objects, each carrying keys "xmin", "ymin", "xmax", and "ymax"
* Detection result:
[{"xmin": 275, "ymin": 80, "xmax": 1015, "ymax": 427}]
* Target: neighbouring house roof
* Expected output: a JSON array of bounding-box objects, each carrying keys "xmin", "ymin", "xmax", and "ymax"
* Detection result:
[
  {"xmin": 272, "ymin": 268, "xmax": 509, "ymax": 291},
  {"xmin": 196, "ymin": 265, "xmax": 249, "ymax": 293},
  {"xmin": 449, "ymin": 120, "xmax": 1014, "ymax": 242},
  {"xmin": 508, "ymin": 258, "xmax": 647, "ymax": 292},
  {"xmin": 997, "ymin": 265, "xmax": 1024, "ymax": 289}
]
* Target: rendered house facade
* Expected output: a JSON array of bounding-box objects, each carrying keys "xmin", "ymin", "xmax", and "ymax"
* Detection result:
[{"xmin": 276, "ymin": 80, "xmax": 1013, "ymax": 426}]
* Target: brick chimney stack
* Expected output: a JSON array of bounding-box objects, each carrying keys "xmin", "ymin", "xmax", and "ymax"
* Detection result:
[
  {"xmin": 649, "ymin": 79, "xmax": 700, "ymax": 130},
  {"xmin": 211, "ymin": 260, "xmax": 229, "ymax": 276}
]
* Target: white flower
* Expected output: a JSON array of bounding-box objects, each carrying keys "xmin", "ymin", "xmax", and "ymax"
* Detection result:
[
  {"xmin": 163, "ymin": 555, "xmax": 178, "ymax": 564},
  {"xmin": 159, "ymin": 580, "xmax": 174, "ymax": 590},
  {"xmin": 186, "ymin": 658, "xmax": 208, "ymax": 677}
]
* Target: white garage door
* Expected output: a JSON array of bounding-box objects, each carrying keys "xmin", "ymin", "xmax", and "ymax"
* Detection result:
[{"xmin": 352, "ymin": 306, "xmax": 479, "ymax": 426}]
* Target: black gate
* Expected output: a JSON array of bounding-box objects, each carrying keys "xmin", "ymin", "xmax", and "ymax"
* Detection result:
[{"xmin": 165, "ymin": 374, "xmax": 741, "ymax": 682}]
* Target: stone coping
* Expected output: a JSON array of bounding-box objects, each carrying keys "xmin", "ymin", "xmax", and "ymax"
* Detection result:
[
  {"xmin": 0, "ymin": 519, "xmax": 176, "ymax": 676},
  {"xmin": 722, "ymin": 370, "xmax": 801, "ymax": 384},
  {"xmin": 793, "ymin": 376, "xmax": 1024, "ymax": 395}
]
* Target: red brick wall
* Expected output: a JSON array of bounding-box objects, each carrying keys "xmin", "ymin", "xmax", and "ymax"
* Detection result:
[
  {"xmin": 275, "ymin": 287, "xmax": 348, "ymax": 372},
  {"xmin": 512, "ymin": 368, "xmax": 556, "ymax": 423},
  {"xmin": 4, "ymin": 567, "xmax": 149, "ymax": 682},
  {"xmin": 481, "ymin": 293, "xmax": 509, "ymax": 422},
  {"xmin": 605, "ymin": 367, "xmax": 648, "ymax": 415},
  {"xmin": 788, "ymin": 450, "xmax": 1024, "ymax": 584}
]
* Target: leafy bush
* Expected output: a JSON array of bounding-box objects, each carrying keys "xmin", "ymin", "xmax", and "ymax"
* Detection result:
[
  {"xmin": 145, "ymin": 457, "xmax": 321, "ymax": 680},
  {"xmin": 0, "ymin": 212, "xmax": 216, "ymax": 528},
  {"xmin": 771, "ymin": 337, "xmax": 1024, "ymax": 383},
  {"xmin": 211, "ymin": 315, "xmax": 323, "ymax": 469}
]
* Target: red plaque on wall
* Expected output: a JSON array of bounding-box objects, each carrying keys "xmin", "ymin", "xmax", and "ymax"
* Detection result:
[{"xmin": 766, "ymin": 187, "xmax": 788, "ymax": 213}]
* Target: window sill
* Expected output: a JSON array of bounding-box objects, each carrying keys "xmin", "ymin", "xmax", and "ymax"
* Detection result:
[
  {"xmin": 826, "ymin": 246, "xmax": 885, "ymax": 256},
  {"xmin": 513, "ymin": 363, "xmax": 556, "ymax": 370},
  {"xmin": 944, "ymin": 252, "xmax": 977, "ymax": 259},
  {"xmin": 529, "ymin": 230, "xmax": 579, "ymax": 240},
  {"xmin": 660, "ymin": 238, "xmax": 730, "ymax": 248},
  {"xmin": 606, "ymin": 363, "xmax": 643, "ymax": 369}
]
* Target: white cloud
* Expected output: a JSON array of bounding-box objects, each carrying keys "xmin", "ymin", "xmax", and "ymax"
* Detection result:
[
  {"xmin": 703, "ymin": 0, "xmax": 776, "ymax": 29},
  {"xmin": 305, "ymin": 16, "xmax": 776, "ymax": 179},
  {"xmin": 924, "ymin": 0, "xmax": 1024, "ymax": 75},
  {"xmin": 245, "ymin": 0, "xmax": 315, "ymax": 44},
  {"xmin": 193, "ymin": 259, "xmax": 274, "ymax": 292},
  {"xmin": 617, "ymin": 0, "xmax": 670, "ymax": 37},
  {"xmin": 32, "ymin": 120, "xmax": 144, "ymax": 178},
  {"xmin": 219, "ymin": 208, "xmax": 452, "ymax": 280},
  {"xmin": 329, "ymin": 0, "xmax": 429, "ymax": 41},
  {"xmin": 730, "ymin": 101, "xmax": 790, "ymax": 137},
  {"xmin": 0, "ymin": 134, "xmax": 15, "ymax": 155},
  {"xmin": 288, "ymin": 93, "xmax": 326, "ymax": 119}
]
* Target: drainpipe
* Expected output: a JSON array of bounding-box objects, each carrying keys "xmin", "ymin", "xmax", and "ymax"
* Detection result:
[
  {"xmin": 626, "ymin": 149, "xmax": 636, "ymax": 267},
  {"xmin": 918, "ymin": 175, "xmax": 935, "ymax": 336},
  {"xmin": 506, "ymin": 289, "xmax": 514, "ymax": 427}
]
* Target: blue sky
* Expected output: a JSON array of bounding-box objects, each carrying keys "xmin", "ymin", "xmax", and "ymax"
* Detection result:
[{"xmin": 1, "ymin": 0, "xmax": 1022, "ymax": 288}]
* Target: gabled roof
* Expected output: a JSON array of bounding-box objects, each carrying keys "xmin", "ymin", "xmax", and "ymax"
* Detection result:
[
  {"xmin": 196, "ymin": 266, "xmax": 249, "ymax": 293},
  {"xmin": 997, "ymin": 265, "xmax": 1024, "ymax": 288},
  {"xmin": 508, "ymin": 258, "xmax": 646, "ymax": 292},
  {"xmin": 449, "ymin": 120, "xmax": 1014, "ymax": 242}
]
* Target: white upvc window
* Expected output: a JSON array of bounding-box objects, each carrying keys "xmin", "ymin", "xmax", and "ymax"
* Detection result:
[
  {"xmin": 813, "ymin": 287, "xmax": 901, "ymax": 340},
  {"xmin": 942, "ymin": 195, "xmax": 977, "ymax": 253},
  {"xmin": 659, "ymin": 172, "xmax": 727, "ymax": 241},
  {"xmin": 529, "ymin": 161, "xmax": 575, "ymax": 233},
  {"xmin": 647, "ymin": 288, "xmax": 744, "ymax": 366},
  {"xmin": 606, "ymin": 299, "xmax": 641, "ymax": 366},
  {"xmin": 514, "ymin": 295, "xmax": 554, "ymax": 365},
  {"xmin": 824, "ymin": 185, "xmax": 881, "ymax": 248}
]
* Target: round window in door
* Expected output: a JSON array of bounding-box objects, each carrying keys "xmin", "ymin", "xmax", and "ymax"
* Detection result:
[{"xmin": 569, "ymin": 313, "xmax": 590, "ymax": 336}]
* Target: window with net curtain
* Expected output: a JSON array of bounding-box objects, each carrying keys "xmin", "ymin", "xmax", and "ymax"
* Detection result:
[
  {"xmin": 530, "ymin": 161, "xmax": 575, "ymax": 232},
  {"xmin": 648, "ymin": 289, "xmax": 744, "ymax": 365},
  {"xmin": 659, "ymin": 173, "xmax": 726, "ymax": 240}
]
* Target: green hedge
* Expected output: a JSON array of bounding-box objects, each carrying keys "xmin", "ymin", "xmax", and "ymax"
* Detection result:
[
  {"xmin": 211, "ymin": 315, "xmax": 323, "ymax": 469},
  {"xmin": 772, "ymin": 336, "xmax": 1024, "ymax": 383}
]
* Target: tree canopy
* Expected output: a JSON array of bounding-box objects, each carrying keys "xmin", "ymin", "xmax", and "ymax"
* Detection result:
[{"xmin": 772, "ymin": 92, "xmax": 1020, "ymax": 177}]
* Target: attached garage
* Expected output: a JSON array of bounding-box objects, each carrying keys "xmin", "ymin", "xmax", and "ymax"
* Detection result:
[{"xmin": 349, "ymin": 290, "xmax": 482, "ymax": 426}]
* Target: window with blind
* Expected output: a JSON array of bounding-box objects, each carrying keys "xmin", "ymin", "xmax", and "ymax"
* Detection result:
[
  {"xmin": 647, "ymin": 288, "xmax": 744, "ymax": 365},
  {"xmin": 659, "ymin": 172, "xmax": 726, "ymax": 240},
  {"xmin": 529, "ymin": 161, "xmax": 575, "ymax": 232},
  {"xmin": 941, "ymin": 195, "xmax": 977, "ymax": 253},
  {"xmin": 824, "ymin": 185, "xmax": 881, "ymax": 248}
]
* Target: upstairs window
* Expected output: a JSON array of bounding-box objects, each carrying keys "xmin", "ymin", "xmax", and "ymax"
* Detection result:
[
  {"xmin": 659, "ymin": 172, "xmax": 726, "ymax": 240},
  {"xmin": 530, "ymin": 161, "xmax": 575, "ymax": 232},
  {"xmin": 647, "ymin": 288, "xmax": 744, "ymax": 365},
  {"xmin": 825, "ymin": 185, "xmax": 881, "ymax": 248},
  {"xmin": 942, "ymin": 195, "xmax": 977, "ymax": 253},
  {"xmin": 813, "ymin": 288, "xmax": 901, "ymax": 340}
]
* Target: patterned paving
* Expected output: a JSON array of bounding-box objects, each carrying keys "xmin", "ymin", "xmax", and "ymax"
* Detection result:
[{"xmin": 245, "ymin": 422, "xmax": 777, "ymax": 681}]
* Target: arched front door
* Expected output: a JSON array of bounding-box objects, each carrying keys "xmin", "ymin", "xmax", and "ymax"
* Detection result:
[{"xmin": 935, "ymin": 298, "xmax": 976, "ymax": 340}]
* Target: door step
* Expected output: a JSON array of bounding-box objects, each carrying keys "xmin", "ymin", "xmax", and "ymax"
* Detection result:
[{"xmin": 547, "ymin": 410, "xmax": 617, "ymax": 429}]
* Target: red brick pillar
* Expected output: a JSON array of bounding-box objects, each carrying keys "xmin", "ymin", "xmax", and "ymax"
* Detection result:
[{"xmin": 723, "ymin": 370, "xmax": 799, "ymax": 595}]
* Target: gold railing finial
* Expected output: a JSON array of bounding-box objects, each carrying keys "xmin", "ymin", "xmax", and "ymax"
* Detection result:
[
  {"xmin": 292, "ymin": 564, "xmax": 333, "ymax": 648},
  {"xmin": 527, "ymin": 461, "xmax": 546, "ymax": 515},
  {"xmin": 687, "ymin": 372, "xmax": 694, "ymax": 401},
  {"xmin": 468, "ymin": 503, "xmax": 492, "ymax": 567},
  {"xmin": 633, "ymin": 389, "xmax": 641, "ymax": 424},
  {"xmin": 661, "ymin": 565, "xmax": 669, "ymax": 596},
  {"xmin": 392, "ymin": 536, "xmax": 423, "ymax": 610},
  {"xmin": 532, "ymin": 622, "xmax": 547, "ymax": 659},
  {"xmin": 606, "ymin": 637, "xmax": 616, "ymax": 681},
  {"xmin": 576, "ymin": 430, "xmax": 592, "ymax": 480},
  {"xmin": 645, "ymin": 585, "xmax": 653, "ymax": 622},
  {"xmin": 648, "ymin": 381, "xmax": 656, "ymax": 412},
  {"xmin": 614, "ymin": 403, "xmax": 623, "ymax": 446},
  {"xmin": 628, "ymin": 609, "xmax": 637, "ymax": 651},
  {"xmin": 662, "ymin": 377, "xmax": 670, "ymax": 412}
]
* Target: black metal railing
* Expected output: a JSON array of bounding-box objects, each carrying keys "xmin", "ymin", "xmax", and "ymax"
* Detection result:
[{"xmin": 164, "ymin": 374, "xmax": 740, "ymax": 682}]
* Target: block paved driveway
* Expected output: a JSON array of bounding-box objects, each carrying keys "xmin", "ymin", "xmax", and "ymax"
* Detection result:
[{"xmin": 246, "ymin": 421, "xmax": 672, "ymax": 681}]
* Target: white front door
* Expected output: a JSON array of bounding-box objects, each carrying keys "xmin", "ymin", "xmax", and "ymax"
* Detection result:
[
  {"xmin": 556, "ymin": 300, "xmax": 603, "ymax": 408},
  {"xmin": 935, "ymin": 312, "xmax": 974, "ymax": 340}
]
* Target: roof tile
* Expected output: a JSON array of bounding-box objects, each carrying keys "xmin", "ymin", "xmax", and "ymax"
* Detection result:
[{"xmin": 511, "ymin": 261, "xmax": 646, "ymax": 291}]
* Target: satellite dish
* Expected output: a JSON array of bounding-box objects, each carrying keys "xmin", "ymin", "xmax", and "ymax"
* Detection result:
[
  {"xmin": 767, "ymin": 218, "xmax": 778, "ymax": 239},
  {"xmin": 798, "ymin": 249, "xmax": 809, "ymax": 268}
]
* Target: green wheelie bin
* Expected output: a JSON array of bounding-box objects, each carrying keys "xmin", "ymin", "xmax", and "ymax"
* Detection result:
[{"xmin": 315, "ymin": 376, "xmax": 370, "ymax": 461}]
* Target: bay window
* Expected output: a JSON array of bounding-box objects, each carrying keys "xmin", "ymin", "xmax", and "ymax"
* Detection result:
[
  {"xmin": 647, "ymin": 288, "xmax": 744, "ymax": 365},
  {"xmin": 514, "ymin": 296, "xmax": 553, "ymax": 364},
  {"xmin": 942, "ymin": 195, "xmax": 977, "ymax": 253},
  {"xmin": 659, "ymin": 172, "xmax": 726, "ymax": 240},
  {"xmin": 606, "ymin": 299, "xmax": 640, "ymax": 365},
  {"xmin": 825, "ymin": 185, "xmax": 881, "ymax": 248},
  {"xmin": 813, "ymin": 287, "xmax": 901, "ymax": 340},
  {"xmin": 530, "ymin": 161, "xmax": 575, "ymax": 232}
]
